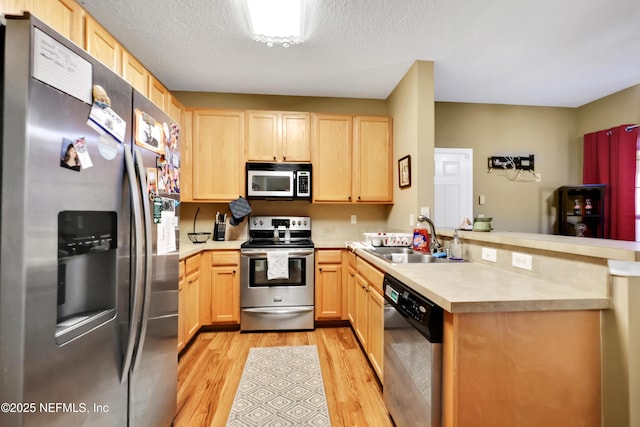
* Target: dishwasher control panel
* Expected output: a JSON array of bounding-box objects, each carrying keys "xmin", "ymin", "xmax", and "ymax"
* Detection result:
[{"xmin": 384, "ymin": 273, "xmax": 443, "ymax": 342}]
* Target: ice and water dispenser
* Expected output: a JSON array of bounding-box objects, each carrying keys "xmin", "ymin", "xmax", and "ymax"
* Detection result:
[{"xmin": 56, "ymin": 211, "xmax": 117, "ymax": 344}]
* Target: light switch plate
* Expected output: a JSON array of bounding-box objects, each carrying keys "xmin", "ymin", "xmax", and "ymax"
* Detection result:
[
  {"xmin": 350, "ymin": 215, "xmax": 357, "ymax": 224},
  {"xmin": 512, "ymin": 252, "xmax": 533, "ymax": 270}
]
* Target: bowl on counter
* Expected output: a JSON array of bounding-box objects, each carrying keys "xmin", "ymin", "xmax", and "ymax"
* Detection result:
[{"xmin": 473, "ymin": 217, "xmax": 493, "ymax": 232}]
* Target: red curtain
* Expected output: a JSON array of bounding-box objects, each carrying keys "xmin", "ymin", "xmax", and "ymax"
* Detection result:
[{"xmin": 583, "ymin": 124, "xmax": 637, "ymax": 241}]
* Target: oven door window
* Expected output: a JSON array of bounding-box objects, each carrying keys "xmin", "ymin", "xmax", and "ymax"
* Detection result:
[{"xmin": 250, "ymin": 257, "xmax": 306, "ymax": 287}]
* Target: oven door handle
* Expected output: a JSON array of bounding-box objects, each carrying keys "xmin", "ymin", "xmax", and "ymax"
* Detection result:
[
  {"xmin": 242, "ymin": 307, "xmax": 314, "ymax": 315},
  {"xmin": 241, "ymin": 250, "xmax": 314, "ymax": 257}
]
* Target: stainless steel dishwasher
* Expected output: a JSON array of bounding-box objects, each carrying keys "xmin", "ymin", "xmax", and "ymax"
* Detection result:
[{"xmin": 383, "ymin": 273, "xmax": 444, "ymax": 427}]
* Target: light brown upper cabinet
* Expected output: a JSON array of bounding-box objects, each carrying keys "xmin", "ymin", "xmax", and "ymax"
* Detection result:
[
  {"xmin": 191, "ymin": 109, "xmax": 245, "ymax": 202},
  {"xmin": 312, "ymin": 114, "xmax": 392, "ymax": 203},
  {"xmin": 84, "ymin": 15, "xmax": 121, "ymax": 74},
  {"xmin": 121, "ymin": 49, "xmax": 149, "ymax": 96},
  {"xmin": 246, "ymin": 111, "xmax": 310, "ymax": 162},
  {"xmin": 167, "ymin": 94, "xmax": 183, "ymax": 124},
  {"xmin": 148, "ymin": 75, "xmax": 168, "ymax": 111},
  {"xmin": 312, "ymin": 114, "xmax": 353, "ymax": 202},
  {"xmin": 30, "ymin": 0, "xmax": 85, "ymax": 46},
  {"xmin": 354, "ymin": 116, "xmax": 393, "ymax": 203}
]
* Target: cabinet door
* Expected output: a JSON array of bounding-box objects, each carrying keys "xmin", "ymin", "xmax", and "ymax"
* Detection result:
[
  {"xmin": 281, "ymin": 113, "xmax": 310, "ymax": 162},
  {"xmin": 185, "ymin": 271, "xmax": 200, "ymax": 339},
  {"xmin": 177, "ymin": 260, "xmax": 185, "ymax": 351},
  {"xmin": 246, "ymin": 111, "xmax": 279, "ymax": 161},
  {"xmin": 315, "ymin": 255, "xmax": 342, "ymax": 320},
  {"xmin": 121, "ymin": 49, "xmax": 149, "ymax": 96},
  {"xmin": 354, "ymin": 274, "xmax": 369, "ymax": 347},
  {"xmin": 192, "ymin": 109, "xmax": 245, "ymax": 201},
  {"xmin": 32, "ymin": 0, "xmax": 84, "ymax": 46},
  {"xmin": 368, "ymin": 288, "xmax": 385, "ymax": 381},
  {"xmin": 312, "ymin": 114, "xmax": 353, "ymax": 202},
  {"xmin": 354, "ymin": 116, "xmax": 392, "ymax": 202},
  {"xmin": 211, "ymin": 266, "xmax": 239, "ymax": 323},
  {"xmin": 346, "ymin": 264, "xmax": 357, "ymax": 325},
  {"xmin": 148, "ymin": 75, "xmax": 168, "ymax": 111},
  {"xmin": 167, "ymin": 94, "xmax": 182, "ymax": 124},
  {"xmin": 84, "ymin": 15, "xmax": 121, "ymax": 73}
]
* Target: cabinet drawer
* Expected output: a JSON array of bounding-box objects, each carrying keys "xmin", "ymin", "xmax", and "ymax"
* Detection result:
[
  {"xmin": 211, "ymin": 250, "xmax": 239, "ymax": 266},
  {"xmin": 316, "ymin": 249, "xmax": 343, "ymax": 264},
  {"xmin": 185, "ymin": 254, "xmax": 200, "ymax": 276},
  {"xmin": 357, "ymin": 257, "xmax": 384, "ymax": 294}
]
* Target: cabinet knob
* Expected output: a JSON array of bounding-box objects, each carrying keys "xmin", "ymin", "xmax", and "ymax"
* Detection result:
[
  {"xmin": 233, "ymin": 270, "xmax": 236, "ymax": 274},
  {"xmin": 283, "ymin": 156, "xmax": 286, "ymax": 160},
  {"xmin": 319, "ymin": 267, "xmax": 323, "ymax": 272},
  {"xmin": 348, "ymin": 196, "xmax": 351, "ymax": 200},
  {"xmin": 273, "ymin": 156, "xmax": 276, "ymax": 160}
]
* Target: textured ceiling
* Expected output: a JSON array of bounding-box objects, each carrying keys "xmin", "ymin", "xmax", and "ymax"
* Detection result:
[{"xmin": 77, "ymin": 0, "xmax": 640, "ymax": 107}]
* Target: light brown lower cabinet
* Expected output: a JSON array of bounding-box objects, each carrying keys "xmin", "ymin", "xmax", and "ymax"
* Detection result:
[
  {"xmin": 350, "ymin": 256, "xmax": 384, "ymax": 381},
  {"xmin": 178, "ymin": 253, "xmax": 200, "ymax": 352},
  {"xmin": 209, "ymin": 251, "xmax": 240, "ymax": 324},
  {"xmin": 315, "ymin": 249, "xmax": 345, "ymax": 320}
]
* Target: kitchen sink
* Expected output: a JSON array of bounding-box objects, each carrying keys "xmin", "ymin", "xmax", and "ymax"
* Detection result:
[{"xmin": 363, "ymin": 247, "xmax": 465, "ymax": 264}]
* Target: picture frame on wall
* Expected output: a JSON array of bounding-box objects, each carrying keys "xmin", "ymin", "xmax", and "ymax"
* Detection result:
[{"xmin": 399, "ymin": 155, "xmax": 411, "ymax": 188}]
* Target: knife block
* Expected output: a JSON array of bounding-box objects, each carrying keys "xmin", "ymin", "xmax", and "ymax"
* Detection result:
[{"xmin": 214, "ymin": 223, "xmax": 226, "ymax": 241}]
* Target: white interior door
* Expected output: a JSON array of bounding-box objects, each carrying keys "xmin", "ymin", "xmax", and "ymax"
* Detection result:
[{"xmin": 434, "ymin": 148, "xmax": 473, "ymax": 228}]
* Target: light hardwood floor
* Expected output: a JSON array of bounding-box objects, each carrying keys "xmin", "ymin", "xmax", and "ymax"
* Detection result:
[{"xmin": 174, "ymin": 327, "xmax": 393, "ymax": 427}]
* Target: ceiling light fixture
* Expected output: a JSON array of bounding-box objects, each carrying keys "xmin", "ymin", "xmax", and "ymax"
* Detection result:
[{"xmin": 244, "ymin": 0, "xmax": 304, "ymax": 47}]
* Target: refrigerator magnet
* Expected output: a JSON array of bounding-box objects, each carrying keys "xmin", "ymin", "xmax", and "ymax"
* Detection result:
[
  {"xmin": 97, "ymin": 134, "xmax": 118, "ymax": 160},
  {"xmin": 147, "ymin": 167, "xmax": 158, "ymax": 196},
  {"xmin": 134, "ymin": 110, "xmax": 163, "ymax": 154},
  {"xmin": 60, "ymin": 138, "xmax": 81, "ymax": 172},
  {"xmin": 73, "ymin": 137, "xmax": 93, "ymax": 169},
  {"xmin": 86, "ymin": 103, "xmax": 126, "ymax": 144}
]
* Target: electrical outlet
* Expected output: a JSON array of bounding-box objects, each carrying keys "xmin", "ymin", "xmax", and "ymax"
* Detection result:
[
  {"xmin": 351, "ymin": 215, "xmax": 357, "ymax": 224},
  {"xmin": 409, "ymin": 214, "xmax": 414, "ymax": 226},
  {"xmin": 479, "ymin": 195, "xmax": 486, "ymax": 205},
  {"xmin": 512, "ymin": 252, "xmax": 533, "ymax": 271},
  {"xmin": 420, "ymin": 207, "xmax": 430, "ymax": 218},
  {"xmin": 481, "ymin": 247, "xmax": 497, "ymax": 262}
]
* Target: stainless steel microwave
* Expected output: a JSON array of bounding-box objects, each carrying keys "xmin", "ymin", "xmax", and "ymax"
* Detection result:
[{"xmin": 246, "ymin": 163, "xmax": 312, "ymax": 200}]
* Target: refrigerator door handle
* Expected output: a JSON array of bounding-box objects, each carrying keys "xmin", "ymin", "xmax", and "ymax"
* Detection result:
[
  {"xmin": 131, "ymin": 148, "xmax": 153, "ymax": 372},
  {"xmin": 121, "ymin": 145, "xmax": 145, "ymax": 383}
]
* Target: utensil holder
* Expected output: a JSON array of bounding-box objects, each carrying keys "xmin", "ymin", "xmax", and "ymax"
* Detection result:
[{"xmin": 214, "ymin": 223, "xmax": 226, "ymax": 241}]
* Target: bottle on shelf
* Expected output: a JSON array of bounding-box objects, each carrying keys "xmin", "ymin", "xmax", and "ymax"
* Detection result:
[
  {"xmin": 573, "ymin": 199, "xmax": 581, "ymax": 215},
  {"xmin": 585, "ymin": 199, "xmax": 593, "ymax": 215}
]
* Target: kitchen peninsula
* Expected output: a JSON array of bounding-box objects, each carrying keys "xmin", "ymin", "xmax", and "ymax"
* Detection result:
[{"xmin": 180, "ymin": 229, "xmax": 638, "ymax": 426}]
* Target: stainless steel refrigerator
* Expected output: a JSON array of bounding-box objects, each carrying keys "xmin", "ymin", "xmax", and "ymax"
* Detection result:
[{"xmin": 0, "ymin": 14, "xmax": 179, "ymax": 427}]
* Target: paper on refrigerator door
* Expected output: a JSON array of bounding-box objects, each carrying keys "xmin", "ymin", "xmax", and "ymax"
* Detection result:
[{"xmin": 157, "ymin": 199, "xmax": 176, "ymax": 255}]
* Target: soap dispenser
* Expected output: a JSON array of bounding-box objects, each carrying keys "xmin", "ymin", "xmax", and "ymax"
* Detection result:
[{"xmin": 449, "ymin": 230, "xmax": 463, "ymax": 260}]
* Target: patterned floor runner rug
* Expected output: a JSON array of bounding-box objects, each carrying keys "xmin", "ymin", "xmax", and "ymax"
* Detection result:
[{"xmin": 226, "ymin": 345, "xmax": 331, "ymax": 426}]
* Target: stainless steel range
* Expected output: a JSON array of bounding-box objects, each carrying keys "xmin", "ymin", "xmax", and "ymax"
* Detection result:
[{"xmin": 240, "ymin": 216, "xmax": 315, "ymax": 331}]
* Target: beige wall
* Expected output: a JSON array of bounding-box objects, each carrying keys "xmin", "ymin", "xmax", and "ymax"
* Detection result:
[
  {"xmin": 386, "ymin": 61, "xmax": 435, "ymax": 232},
  {"xmin": 434, "ymin": 103, "xmax": 577, "ymax": 233}
]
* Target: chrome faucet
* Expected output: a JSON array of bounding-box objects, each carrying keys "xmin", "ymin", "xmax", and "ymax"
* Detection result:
[{"xmin": 417, "ymin": 215, "xmax": 443, "ymax": 253}]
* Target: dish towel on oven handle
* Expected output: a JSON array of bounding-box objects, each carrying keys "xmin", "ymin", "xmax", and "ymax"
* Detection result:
[{"xmin": 267, "ymin": 251, "xmax": 289, "ymax": 280}]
